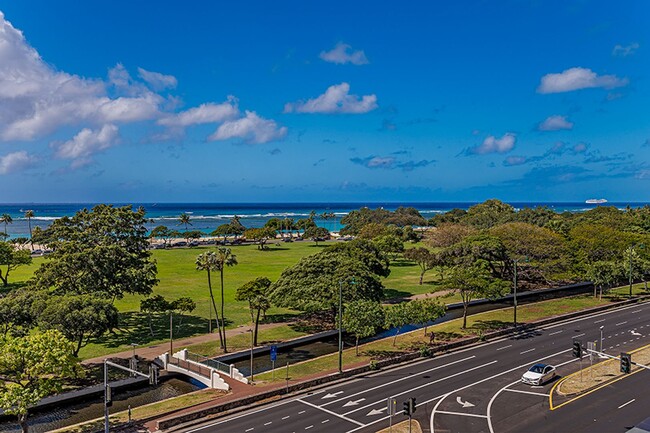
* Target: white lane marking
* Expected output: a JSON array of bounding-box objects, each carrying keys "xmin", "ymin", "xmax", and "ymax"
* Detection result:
[
  {"xmin": 305, "ymin": 425, "xmax": 313, "ymax": 430},
  {"xmin": 632, "ymin": 310, "xmax": 642, "ymax": 314},
  {"xmin": 297, "ymin": 399, "xmax": 365, "ymax": 427},
  {"xmin": 436, "ymin": 410, "xmax": 488, "ymax": 419},
  {"xmin": 616, "ymin": 321, "xmax": 628, "ymax": 326},
  {"xmin": 343, "ymin": 360, "xmax": 497, "ymax": 415},
  {"xmin": 264, "ymin": 422, "xmax": 272, "ymax": 426},
  {"xmin": 367, "ymin": 407, "xmax": 388, "ymax": 416},
  {"xmin": 322, "ymin": 391, "xmax": 344, "ymax": 399},
  {"xmin": 594, "ymin": 319, "xmax": 606, "ymax": 324},
  {"xmin": 322, "ymin": 355, "xmax": 476, "ymax": 407},
  {"xmin": 298, "ymin": 410, "xmax": 306, "ymax": 414},
  {"xmin": 548, "ymin": 330, "xmax": 563, "ymax": 336},
  {"xmin": 343, "ymin": 398, "xmax": 366, "ymax": 407},
  {"xmin": 520, "ymin": 348, "xmax": 536, "ymax": 354},
  {"xmin": 504, "ymin": 389, "xmax": 550, "ymax": 397},
  {"xmin": 456, "ymin": 396, "xmax": 475, "ymax": 408},
  {"xmin": 496, "ymin": 344, "xmax": 512, "ymax": 351},
  {"xmin": 282, "ymin": 416, "xmax": 290, "ymax": 420},
  {"xmin": 631, "ymin": 330, "xmax": 642, "ymax": 336},
  {"xmin": 245, "ymin": 429, "xmax": 254, "ymax": 432},
  {"xmin": 618, "ymin": 399, "xmax": 635, "ymax": 409},
  {"xmin": 572, "ymin": 333, "xmax": 585, "ymax": 339},
  {"xmin": 321, "ymin": 419, "xmax": 330, "ymax": 424}
]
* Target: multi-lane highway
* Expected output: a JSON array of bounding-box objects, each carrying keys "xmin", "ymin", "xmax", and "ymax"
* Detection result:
[{"xmin": 174, "ymin": 300, "xmax": 650, "ymax": 433}]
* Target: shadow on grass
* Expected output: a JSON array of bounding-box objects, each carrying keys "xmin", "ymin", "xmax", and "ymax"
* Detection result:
[
  {"xmin": 308, "ymin": 244, "xmax": 329, "ymax": 248},
  {"xmin": 389, "ymin": 259, "xmax": 417, "ymax": 268},
  {"xmin": 469, "ymin": 319, "xmax": 512, "ymax": 333},
  {"xmin": 92, "ymin": 312, "xmax": 229, "ymax": 349},
  {"xmin": 289, "ymin": 311, "xmax": 335, "ymax": 334},
  {"xmin": 382, "ymin": 288, "xmax": 412, "ymax": 302},
  {"xmin": 363, "ymin": 349, "xmax": 408, "ymax": 360}
]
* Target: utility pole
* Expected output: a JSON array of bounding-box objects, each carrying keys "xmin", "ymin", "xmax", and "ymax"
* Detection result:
[
  {"xmin": 169, "ymin": 311, "xmax": 174, "ymax": 355},
  {"xmin": 513, "ymin": 259, "xmax": 518, "ymax": 328},
  {"xmin": 338, "ymin": 280, "xmax": 343, "ymax": 374},
  {"xmin": 629, "ymin": 246, "xmax": 634, "ymax": 296}
]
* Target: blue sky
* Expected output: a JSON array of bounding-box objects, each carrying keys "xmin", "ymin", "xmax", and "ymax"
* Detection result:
[{"xmin": 0, "ymin": 0, "xmax": 648, "ymax": 203}]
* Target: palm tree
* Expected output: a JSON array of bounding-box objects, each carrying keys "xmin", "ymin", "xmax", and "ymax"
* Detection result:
[
  {"xmin": 178, "ymin": 213, "xmax": 192, "ymax": 231},
  {"xmin": 1, "ymin": 214, "xmax": 12, "ymax": 238},
  {"xmin": 215, "ymin": 246, "xmax": 238, "ymax": 352},
  {"xmin": 196, "ymin": 252, "xmax": 224, "ymax": 349},
  {"xmin": 24, "ymin": 210, "xmax": 34, "ymax": 250}
]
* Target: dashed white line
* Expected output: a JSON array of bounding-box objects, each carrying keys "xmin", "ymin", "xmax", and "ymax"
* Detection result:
[
  {"xmin": 321, "ymin": 419, "xmax": 330, "ymax": 424},
  {"xmin": 572, "ymin": 333, "xmax": 585, "ymax": 339},
  {"xmin": 616, "ymin": 321, "xmax": 628, "ymax": 326},
  {"xmin": 298, "ymin": 411, "xmax": 306, "ymax": 414},
  {"xmin": 632, "ymin": 310, "xmax": 642, "ymax": 314},
  {"xmin": 520, "ymin": 348, "xmax": 536, "ymax": 355},
  {"xmin": 245, "ymin": 429, "xmax": 254, "ymax": 432},
  {"xmin": 496, "ymin": 345, "xmax": 512, "ymax": 351},
  {"xmin": 548, "ymin": 330, "xmax": 563, "ymax": 336},
  {"xmin": 282, "ymin": 416, "xmax": 290, "ymax": 420},
  {"xmin": 264, "ymin": 422, "xmax": 272, "ymax": 426},
  {"xmin": 618, "ymin": 399, "xmax": 635, "ymax": 409},
  {"xmin": 594, "ymin": 319, "xmax": 606, "ymax": 324},
  {"xmin": 305, "ymin": 425, "xmax": 313, "ymax": 430}
]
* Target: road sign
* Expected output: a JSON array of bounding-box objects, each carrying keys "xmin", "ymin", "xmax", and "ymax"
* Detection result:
[
  {"xmin": 270, "ymin": 345, "xmax": 277, "ymax": 362},
  {"xmin": 387, "ymin": 397, "xmax": 396, "ymax": 415}
]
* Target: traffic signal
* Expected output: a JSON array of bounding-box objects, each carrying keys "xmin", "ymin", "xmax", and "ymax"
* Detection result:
[
  {"xmin": 403, "ymin": 400, "xmax": 411, "ymax": 416},
  {"xmin": 621, "ymin": 353, "xmax": 632, "ymax": 374},
  {"xmin": 409, "ymin": 397, "xmax": 417, "ymax": 414},
  {"xmin": 572, "ymin": 341, "xmax": 582, "ymax": 358}
]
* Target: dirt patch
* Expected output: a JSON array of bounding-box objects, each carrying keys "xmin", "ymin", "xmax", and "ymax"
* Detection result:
[{"xmin": 376, "ymin": 419, "xmax": 422, "ymax": 433}]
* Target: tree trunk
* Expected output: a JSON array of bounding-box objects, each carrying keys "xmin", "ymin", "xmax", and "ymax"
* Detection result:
[
  {"xmin": 419, "ymin": 269, "xmax": 424, "ymax": 285},
  {"xmin": 148, "ymin": 313, "xmax": 154, "ymax": 337},
  {"xmin": 28, "ymin": 218, "xmax": 33, "ymax": 250},
  {"xmin": 207, "ymin": 270, "xmax": 224, "ymax": 349},
  {"xmin": 355, "ymin": 336, "xmax": 360, "ymax": 356},
  {"xmin": 220, "ymin": 269, "xmax": 227, "ymax": 352},
  {"xmin": 0, "ymin": 270, "xmax": 7, "ymax": 287},
  {"xmin": 392, "ymin": 326, "xmax": 401, "ymax": 346},
  {"xmin": 462, "ymin": 303, "xmax": 468, "ymax": 329},
  {"xmin": 19, "ymin": 412, "xmax": 28, "ymax": 433}
]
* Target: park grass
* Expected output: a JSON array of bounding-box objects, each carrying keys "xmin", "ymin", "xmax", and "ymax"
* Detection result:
[
  {"xmin": 185, "ymin": 325, "xmax": 309, "ymax": 356},
  {"xmin": 253, "ymin": 291, "xmax": 644, "ymax": 383}
]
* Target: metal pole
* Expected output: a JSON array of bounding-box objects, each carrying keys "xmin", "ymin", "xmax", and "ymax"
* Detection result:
[
  {"xmin": 513, "ymin": 259, "xmax": 518, "ymax": 328},
  {"xmin": 286, "ymin": 362, "xmax": 289, "ymax": 393},
  {"xmin": 338, "ymin": 280, "xmax": 343, "ymax": 374},
  {"xmin": 250, "ymin": 330, "xmax": 254, "ymax": 383},
  {"xmin": 104, "ymin": 360, "xmax": 109, "ymax": 433},
  {"xmin": 169, "ymin": 311, "xmax": 173, "ymax": 355},
  {"xmin": 600, "ymin": 326, "xmax": 604, "ymax": 352},
  {"xmin": 629, "ymin": 246, "xmax": 634, "ymax": 296},
  {"xmin": 209, "ymin": 301, "xmax": 212, "ymax": 334}
]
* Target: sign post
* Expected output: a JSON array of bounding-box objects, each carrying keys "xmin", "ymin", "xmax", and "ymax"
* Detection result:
[
  {"xmin": 387, "ymin": 397, "xmax": 396, "ymax": 432},
  {"xmin": 270, "ymin": 345, "xmax": 277, "ymax": 381}
]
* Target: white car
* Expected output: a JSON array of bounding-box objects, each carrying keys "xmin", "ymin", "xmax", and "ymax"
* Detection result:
[{"xmin": 521, "ymin": 363, "xmax": 556, "ymax": 385}]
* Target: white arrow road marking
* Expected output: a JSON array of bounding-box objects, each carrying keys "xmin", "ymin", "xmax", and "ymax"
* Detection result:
[
  {"xmin": 343, "ymin": 398, "xmax": 366, "ymax": 407},
  {"xmin": 321, "ymin": 391, "xmax": 344, "ymax": 399},
  {"xmin": 367, "ymin": 407, "xmax": 388, "ymax": 416},
  {"xmin": 456, "ymin": 396, "xmax": 475, "ymax": 408},
  {"xmin": 631, "ymin": 330, "xmax": 642, "ymax": 336}
]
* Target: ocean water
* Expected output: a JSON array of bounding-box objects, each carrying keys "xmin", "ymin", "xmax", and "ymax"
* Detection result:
[{"xmin": 0, "ymin": 201, "xmax": 647, "ymax": 238}]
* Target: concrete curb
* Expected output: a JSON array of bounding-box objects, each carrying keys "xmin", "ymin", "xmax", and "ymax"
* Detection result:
[{"xmin": 150, "ymin": 295, "xmax": 649, "ymax": 432}]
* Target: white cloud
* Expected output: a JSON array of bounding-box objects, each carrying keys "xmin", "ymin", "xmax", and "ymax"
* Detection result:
[
  {"xmin": 0, "ymin": 151, "xmax": 36, "ymax": 174},
  {"xmin": 612, "ymin": 42, "xmax": 639, "ymax": 57},
  {"xmin": 468, "ymin": 133, "xmax": 516, "ymax": 155},
  {"xmin": 158, "ymin": 97, "xmax": 239, "ymax": 127},
  {"xmin": 537, "ymin": 67, "xmax": 628, "ymax": 94},
  {"xmin": 53, "ymin": 124, "xmax": 120, "ymax": 168},
  {"xmin": 538, "ymin": 115, "xmax": 574, "ymax": 131},
  {"xmin": 319, "ymin": 42, "xmax": 369, "ymax": 65},
  {"xmin": 503, "ymin": 155, "xmax": 527, "ymax": 166},
  {"xmin": 208, "ymin": 111, "xmax": 287, "ymax": 144},
  {"xmin": 284, "ymin": 82, "xmax": 377, "ymax": 114},
  {"xmin": 137, "ymin": 67, "xmax": 178, "ymax": 90}
]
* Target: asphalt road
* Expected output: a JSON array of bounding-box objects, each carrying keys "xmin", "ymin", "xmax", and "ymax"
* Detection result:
[{"xmin": 174, "ymin": 301, "xmax": 650, "ymax": 433}]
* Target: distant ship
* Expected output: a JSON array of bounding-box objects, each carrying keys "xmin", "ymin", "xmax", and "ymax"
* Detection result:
[{"xmin": 585, "ymin": 198, "xmax": 608, "ymax": 204}]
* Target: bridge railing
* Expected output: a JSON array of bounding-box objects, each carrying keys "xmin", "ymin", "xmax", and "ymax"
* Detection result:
[
  {"xmin": 186, "ymin": 351, "xmax": 231, "ymax": 375},
  {"xmin": 168, "ymin": 355, "xmax": 212, "ymax": 378}
]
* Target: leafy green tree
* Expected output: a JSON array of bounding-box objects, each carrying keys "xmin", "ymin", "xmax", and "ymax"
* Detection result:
[
  {"xmin": 215, "ymin": 247, "xmax": 237, "ymax": 352},
  {"xmin": 24, "ymin": 210, "xmax": 34, "ymax": 250},
  {"xmin": 0, "ymin": 290, "xmax": 44, "ymax": 337},
  {"xmin": 212, "ymin": 223, "xmax": 233, "ymax": 243},
  {"xmin": 295, "ymin": 218, "xmax": 317, "ymax": 234},
  {"xmin": 384, "ymin": 302, "xmax": 412, "ymax": 346},
  {"xmin": 427, "ymin": 223, "xmax": 477, "ymax": 248},
  {"xmin": 196, "ymin": 252, "xmax": 224, "ymax": 348},
  {"xmin": 140, "ymin": 295, "xmax": 172, "ymax": 337},
  {"xmin": 403, "ymin": 247, "xmax": 435, "ymax": 285},
  {"xmin": 150, "ymin": 225, "xmax": 175, "ymax": 247},
  {"xmin": 0, "ymin": 213, "xmax": 12, "ymax": 237},
  {"xmin": 304, "ymin": 226, "xmax": 330, "ymax": 246},
  {"xmin": 244, "ymin": 227, "xmax": 276, "ymax": 250},
  {"xmin": 171, "ymin": 296, "xmax": 196, "ymax": 330},
  {"xmin": 184, "ymin": 230, "xmax": 203, "ymax": 244},
  {"xmin": 235, "ymin": 277, "xmax": 272, "ymax": 345},
  {"xmin": 0, "ymin": 330, "xmax": 79, "ymax": 433},
  {"xmin": 229, "ymin": 216, "xmax": 246, "ymax": 238},
  {"xmin": 428, "ymin": 208, "xmax": 467, "ymax": 226},
  {"xmin": 343, "ymin": 300, "xmax": 385, "ymax": 355},
  {"xmin": 514, "ymin": 206, "xmax": 557, "ymax": 227},
  {"xmin": 178, "ymin": 212, "xmax": 192, "ymax": 231},
  {"xmin": 464, "ymin": 199, "xmax": 515, "ymax": 229},
  {"xmin": 410, "ymin": 298, "xmax": 446, "ymax": 335},
  {"xmin": 372, "ymin": 234, "xmax": 404, "ymax": 260},
  {"xmin": 445, "ymin": 234, "xmax": 509, "ymax": 279},
  {"xmin": 443, "ymin": 264, "xmax": 510, "ymax": 328},
  {"xmin": 587, "ymin": 261, "xmax": 623, "ymax": 299},
  {"xmin": 401, "ymin": 225, "xmax": 422, "ymax": 243},
  {"xmin": 30, "ymin": 205, "xmax": 158, "ymax": 300},
  {"xmin": 39, "ymin": 295, "xmax": 119, "ymax": 356},
  {"xmin": 0, "ymin": 242, "xmax": 32, "ymax": 287}
]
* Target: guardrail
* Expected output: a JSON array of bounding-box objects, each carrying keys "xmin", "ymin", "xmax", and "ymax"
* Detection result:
[{"xmin": 186, "ymin": 351, "xmax": 231, "ymax": 375}]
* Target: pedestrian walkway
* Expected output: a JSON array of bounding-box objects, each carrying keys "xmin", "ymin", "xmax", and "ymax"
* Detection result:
[{"xmin": 82, "ymin": 322, "xmax": 288, "ymax": 365}]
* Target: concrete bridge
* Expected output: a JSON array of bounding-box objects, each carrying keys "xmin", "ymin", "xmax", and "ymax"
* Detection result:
[{"xmin": 157, "ymin": 349, "xmax": 248, "ymax": 390}]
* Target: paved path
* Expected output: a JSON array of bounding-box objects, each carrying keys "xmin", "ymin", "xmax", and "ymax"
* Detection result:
[{"xmin": 82, "ymin": 322, "xmax": 289, "ymax": 365}]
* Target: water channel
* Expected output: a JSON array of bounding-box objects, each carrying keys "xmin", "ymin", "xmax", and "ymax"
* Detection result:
[{"xmin": 0, "ymin": 377, "xmax": 202, "ymax": 433}]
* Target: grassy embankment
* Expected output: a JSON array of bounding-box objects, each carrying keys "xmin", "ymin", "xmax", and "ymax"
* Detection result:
[{"xmin": 9, "ymin": 241, "xmax": 455, "ymax": 359}]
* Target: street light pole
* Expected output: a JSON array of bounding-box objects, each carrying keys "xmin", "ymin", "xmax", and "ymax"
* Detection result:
[
  {"xmin": 169, "ymin": 311, "xmax": 173, "ymax": 356},
  {"xmin": 104, "ymin": 360, "xmax": 109, "ymax": 433},
  {"xmin": 249, "ymin": 329, "xmax": 254, "ymax": 383},
  {"xmin": 513, "ymin": 259, "xmax": 518, "ymax": 328},
  {"xmin": 338, "ymin": 280, "xmax": 343, "ymax": 374},
  {"xmin": 630, "ymin": 246, "xmax": 634, "ymax": 297}
]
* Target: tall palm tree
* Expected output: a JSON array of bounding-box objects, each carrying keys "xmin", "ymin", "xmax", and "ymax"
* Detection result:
[
  {"xmin": 196, "ymin": 252, "xmax": 224, "ymax": 349},
  {"xmin": 215, "ymin": 247, "xmax": 238, "ymax": 352},
  {"xmin": 178, "ymin": 213, "xmax": 192, "ymax": 231},
  {"xmin": 0, "ymin": 213, "xmax": 12, "ymax": 239},
  {"xmin": 24, "ymin": 210, "xmax": 34, "ymax": 250}
]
